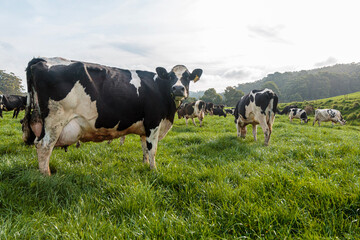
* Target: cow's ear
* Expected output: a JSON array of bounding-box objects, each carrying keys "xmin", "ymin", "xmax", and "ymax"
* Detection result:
[
  {"xmin": 156, "ymin": 67, "xmax": 169, "ymax": 80},
  {"xmin": 190, "ymin": 69, "xmax": 203, "ymax": 82}
]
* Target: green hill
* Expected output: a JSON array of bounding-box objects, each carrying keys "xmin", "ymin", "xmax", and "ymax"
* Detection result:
[
  {"xmin": 278, "ymin": 91, "xmax": 360, "ymax": 125},
  {"xmin": 236, "ymin": 63, "xmax": 360, "ymax": 103}
]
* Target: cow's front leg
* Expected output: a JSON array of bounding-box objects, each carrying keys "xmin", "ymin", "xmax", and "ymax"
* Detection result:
[
  {"xmin": 198, "ymin": 117, "xmax": 203, "ymax": 127},
  {"xmin": 192, "ymin": 118, "xmax": 197, "ymax": 126},
  {"xmin": 146, "ymin": 126, "xmax": 160, "ymax": 169},
  {"xmin": 140, "ymin": 135, "xmax": 149, "ymax": 164},
  {"xmin": 185, "ymin": 118, "xmax": 188, "ymax": 126}
]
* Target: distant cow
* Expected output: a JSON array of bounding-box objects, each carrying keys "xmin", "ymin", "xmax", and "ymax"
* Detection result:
[
  {"xmin": 22, "ymin": 57, "xmax": 202, "ymax": 175},
  {"xmin": 225, "ymin": 108, "xmax": 235, "ymax": 115},
  {"xmin": 177, "ymin": 100, "xmax": 206, "ymax": 127},
  {"xmin": 234, "ymin": 88, "xmax": 278, "ymax": 146},
  {"xmin": 279, "ymin": 105, "xmax": 298, "ymax": 115},
  {"xmin": 0, "ymin": 94, "xmax": 27, "ymax": 118},
  {"xmin": 205, "ymin": 102, "xmax": 214, "ymax": 115},
  {"xmin": 213, "ymin": 106, "xmax": 226, "ymax": 117},
  {"xmin": 289, "ymin": 108, "xmax": 310, "ymax": 123},
  {"xmin": 313, "ymin": 109, "xmax": 346, "ymax": 126}
]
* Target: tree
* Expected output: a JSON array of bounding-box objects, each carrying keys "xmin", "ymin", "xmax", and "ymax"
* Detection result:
[
  {"xmin": 0, "ymin": 70, "xmax": 25, "ymax": 94},
  {"xmin": 224, "ymin": 86, "xmax": 244, "ymax": 107},
  {"xmin": 200, "ymin": 88, "xmax": 223, "ymax": 104},
  {"xmin": 262, "ymin": 81, "xmax": 281, "ymax": 96}
]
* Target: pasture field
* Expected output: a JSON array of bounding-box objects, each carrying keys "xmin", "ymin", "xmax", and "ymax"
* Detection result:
[{"xmin": 1, "ymin": 109, "xmax": 360, "ymax": 239}]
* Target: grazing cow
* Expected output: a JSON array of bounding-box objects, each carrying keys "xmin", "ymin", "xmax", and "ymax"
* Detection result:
[
  {"xmin": 313, "ymin": 109, "xmax": 346, "ymax": 126},
  {"xmin": 22, "ymin": 57, "xmax": 202, "ymax": 175},
  {"xmin": 289, "ymin": 108, "xmax": 310, "ymax": 123},
  {"xmin": 225, "ymin": 108, "xmax": 235, "ymax": 115},
  {"xmin": 234, "ymin": 88, "xmax": 278, "ymax": 146},
  {"xmin": 213, "ymin": 106, "xmax": 226, "ymax": 117},
  {"xmin": 0, "ymin": 94, "xmax": 27, "ymax": 118},
  {"xmin": 205, "ymin": 102, "xmax": 214, "ymax": 115},
  {"xmin": 279, "ymin": 105, "xmax": 298, "ymax": 115},
  {"xmin": 177, "ymin": 100, "xmax": 206, "ymax": 127}
]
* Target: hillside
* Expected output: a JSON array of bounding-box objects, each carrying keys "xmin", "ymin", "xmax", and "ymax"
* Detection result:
[
  {"xmin": 236, "ymin": 63, "xmax": 360, "ymax": 103},
  {"xmin": 278, "ymin": 91, "xmax": 360, "ymax": 125}
]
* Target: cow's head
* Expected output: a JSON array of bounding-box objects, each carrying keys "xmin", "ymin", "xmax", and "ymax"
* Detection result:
[
  {"xmin": 156, "ymin": 65, "xmax": 202, "ymax": 105},
  {"xmin": 340, "ymin": 117, "xmax": 346, "ymax": 125}
]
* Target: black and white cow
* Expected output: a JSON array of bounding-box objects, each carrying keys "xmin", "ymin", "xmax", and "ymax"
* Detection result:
[
  {"xmin": 313, "ymin": 109, "xmax": 346, "ymax": 126},
  {"xmin": 177, "ymin": 100, "xmax": 206, "ymax": 127},
  {"xmin": 224, "ymin": 108, "xmax": 235, "ymax": 115},
  {"xmin": 213, "ymin": 106, "xmax": 226, "ymax": 117},
  {"xmin": 234, "ymin": 89, "xmax": 278, "ymax": 146},
  {"xmin": 279, "ymin": 105, "xmax": 298, "ymax": 115},
  {"xmin": 22, "ymin": 57, "xmax": 202, "ymax": 175},
  {"xmin": 289, "ymin": 108, "xmax": 309, "ymax": 123},
  {"xmin": 0, "ymin": 94, "xmax": 27, "ymax": 118}
]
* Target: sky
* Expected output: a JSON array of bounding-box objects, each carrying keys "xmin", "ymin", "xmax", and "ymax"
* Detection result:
[{"xmin": 1, "ymin": 0, "xmax": 360, "ymax": 92}]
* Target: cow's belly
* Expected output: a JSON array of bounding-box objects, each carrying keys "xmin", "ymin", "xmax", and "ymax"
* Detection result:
[
  {"xmin": 55, "ymin": 117, "xmax": 145, "ymax": 146},
  {"xmin": 238, "ymin": 112, "xmax": 259, "ymax": 125}
]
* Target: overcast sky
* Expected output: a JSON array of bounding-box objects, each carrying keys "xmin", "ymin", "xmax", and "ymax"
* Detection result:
[{"xmin": 1, "ymin": 0, "xmax": 360, "ymax": 92}]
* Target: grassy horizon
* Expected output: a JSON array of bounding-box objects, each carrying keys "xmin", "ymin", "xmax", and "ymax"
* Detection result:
[{"xmin": 0, "ymin": 108, "xmax": 360, "ymax": 239}]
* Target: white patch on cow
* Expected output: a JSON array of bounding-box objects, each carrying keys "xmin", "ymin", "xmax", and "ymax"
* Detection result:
[
  {"xmin": 158, "ymin": 119, "xmax": 173, "ymax": 140},
  {"xmin": 153, "ymin": 74, "xmax": 158, "ymax": 81},
  {"xmin": 43, "ymin": 57, "xmax": 73, "ymax": 69},
  {"xmin": 130, "ymin": 70, "xmax": 142, "ymax": 96}
]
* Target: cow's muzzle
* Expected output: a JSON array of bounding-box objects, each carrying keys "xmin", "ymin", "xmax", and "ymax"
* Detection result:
[{"xmin": 171, "ymin": 86, "xmax": 186, "ymax": 99}]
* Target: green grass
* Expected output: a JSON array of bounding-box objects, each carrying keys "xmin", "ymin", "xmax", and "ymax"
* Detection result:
[{"xmin": 1, "ymin": 109, "xmax": 360, "ymax": 239}]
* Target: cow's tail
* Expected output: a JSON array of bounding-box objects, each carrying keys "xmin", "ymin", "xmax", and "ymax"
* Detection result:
[
  {"xmin": 22, "ymin": 58, "xmax": 44, "ymax": 145},
  {"xmin": 272, "ymin": 94, "xmax": 279, "ymax": 115},
  {"xmin": 233, "ymin": 101, "xmax": 239, "ymax": 124}
]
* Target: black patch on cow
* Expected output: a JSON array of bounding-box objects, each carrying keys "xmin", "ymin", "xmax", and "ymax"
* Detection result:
[
  {"xmin": 327, "ymin": 109, "xmax": 336, "ymax": 118},
  {"xmin": 198, "ymin": 101, "xmax": 205, "ymax": 111},
  {"xmin": 234, "ymin": 94, "xmax": 250, "ymax": 121},
  {"xmin": 300, "ymin": 111, "xmax": 307, "ymax": 120},
  {"xmin": 146, "ymin": 141, "xmax": 153, "ymax": 151},
  {"xmin": 254, "ymin": 90, "xmax": 273, "ymax": 115},
  {"xmin": 249, "ymin": 94, "xmax": 254, "ymax": 102}
]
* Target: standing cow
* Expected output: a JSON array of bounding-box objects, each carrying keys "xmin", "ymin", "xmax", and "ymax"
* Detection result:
[
  {"xmin": 313, "ymin": 109, "xmax": 346, "ymax": 126},
  {"xmin": 234, "ymin": 89, "xmax": 278, "ymax": 146},
  {"xmin": 177, "ymin": 100, "xmax": 206, "ymax": 127},
  {"xmin": 0, "ymin": 94, "xmax": 27, "ymax": 118},
  {"xmin": 22, "ymin": 57, "xmax": 202, "ymax": 175},
  {"xmin": 289, "ymin": 108, "xmax": 310, "ymax": 123}
]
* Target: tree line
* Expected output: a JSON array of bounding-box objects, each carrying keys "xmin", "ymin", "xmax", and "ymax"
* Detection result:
[{"xmin": 190, "ymin": 63, "xmax": 360, "ymax": 106}]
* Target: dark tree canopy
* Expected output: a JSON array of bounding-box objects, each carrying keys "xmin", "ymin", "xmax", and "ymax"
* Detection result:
[
  {"xmin": 224, "ymin": 86, "xmax": 244, "ymax": 107},
  {"xmin": 200, "ymin": 88, "xmax": 223, "ymax": 104}
]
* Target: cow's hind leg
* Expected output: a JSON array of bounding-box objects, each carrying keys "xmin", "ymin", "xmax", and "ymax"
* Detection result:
[
  {"xmin": 252, "ymin": 124, "xmax": 257, "ymax": 141},
  {"xmin": 36, "ymin": 121, "xmax": 65, "ymax": 176},
  {"xmin": 140, "ymin": 135, "xmax": 149, "ymax": 164}
]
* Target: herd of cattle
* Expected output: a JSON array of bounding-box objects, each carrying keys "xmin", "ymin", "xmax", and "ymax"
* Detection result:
[{"xmin": 0, "ymin": 57, "xmax": 347, "ymax": 175}]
